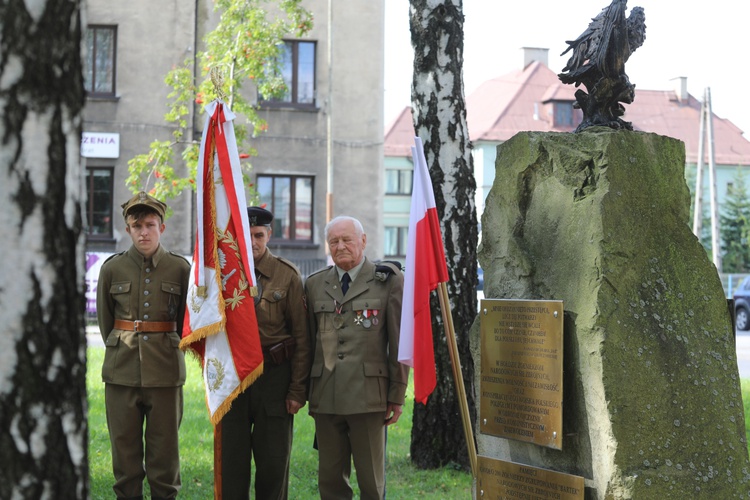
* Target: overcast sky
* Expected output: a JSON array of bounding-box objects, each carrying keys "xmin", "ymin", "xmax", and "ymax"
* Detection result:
[{"xmin": 384, "ymin": 0, "xmax": 750, "ymax": 138}]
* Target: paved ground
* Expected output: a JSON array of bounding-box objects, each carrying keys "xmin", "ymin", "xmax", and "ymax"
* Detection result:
[
  {"xmin": 86, "ymin": 326, "xmax": 104, "ymax": 348},
  {"xmin": 87, "ymin": 326, "xmax": 750, "ymax": 380}
]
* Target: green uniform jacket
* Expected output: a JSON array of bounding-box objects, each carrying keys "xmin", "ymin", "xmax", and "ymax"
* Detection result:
[
  {"xmin": 305, "ymin": 258, "xmax": 408, "ymax": 414},
  {"xmin": 254, "ymin": 248, "xmax": 311, "ymax": 404},
  {"xmin": 97, "ymin": 245, "xmax": 190, "ymax": 387}
]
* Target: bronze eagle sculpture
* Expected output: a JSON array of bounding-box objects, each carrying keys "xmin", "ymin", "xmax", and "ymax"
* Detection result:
[{"xmin": 558, "ymin": 0, "xmax": 646, "ymax": 132}]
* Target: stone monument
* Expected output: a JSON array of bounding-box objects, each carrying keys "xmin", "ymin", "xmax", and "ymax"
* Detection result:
[{"xmin": 471, "ymin": 129, "xmax": 750, "ymax": 498}]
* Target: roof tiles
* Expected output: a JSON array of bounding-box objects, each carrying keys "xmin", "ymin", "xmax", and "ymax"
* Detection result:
[{"xmin": 385, "ymin": 61, "xmax": 750, "ymax": 166}]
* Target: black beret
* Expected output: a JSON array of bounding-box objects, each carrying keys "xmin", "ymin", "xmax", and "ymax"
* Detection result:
[{"xmin": 247, "ymin": 206, "xmax": 273, "ymax": 227}]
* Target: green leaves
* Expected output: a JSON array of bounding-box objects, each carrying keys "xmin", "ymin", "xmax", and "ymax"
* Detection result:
[{"xmin": 126, "ymin": 0, "xmax": 313, "ymax": 215}]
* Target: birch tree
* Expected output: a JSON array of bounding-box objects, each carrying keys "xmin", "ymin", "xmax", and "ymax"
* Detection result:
[
  {"xmin": 0, "ymin": 0, "xmax": 88, "ymax": 497},
  {"xmin": 409, "ymin": 0, "xmax": 478, "ymax": 470}
]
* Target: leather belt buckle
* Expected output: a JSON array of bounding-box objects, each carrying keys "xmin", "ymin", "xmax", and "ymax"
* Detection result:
[{"xmin": 133, "ymin": 320, "xmax": 143, "ymax": 332}]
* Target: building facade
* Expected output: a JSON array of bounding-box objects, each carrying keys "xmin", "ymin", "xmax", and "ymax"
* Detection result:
[{"xmin": 82, "ymin": 0, "xmax": 387, "ymax": 274}]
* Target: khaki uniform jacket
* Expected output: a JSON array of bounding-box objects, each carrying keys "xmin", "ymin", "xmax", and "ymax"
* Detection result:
[
  {"xmin": 97, "ymin": 245, "xmax": 190, "ymax": 387},
  {"xmin": 305, "ymin": 258, "xmax": 408, "ymax": 414},
  {"xmin": 255, "ymin": 248, "xmax": 311, "ymax": 404}
]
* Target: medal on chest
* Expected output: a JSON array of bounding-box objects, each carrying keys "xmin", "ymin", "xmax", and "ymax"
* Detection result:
[
  {"xmin": 361, "ymin": 309, "xmax": 372, "ymax": 329},
  {"xmin": 332, "ymin": 300, "xmax": 344, "ymax": 329}
]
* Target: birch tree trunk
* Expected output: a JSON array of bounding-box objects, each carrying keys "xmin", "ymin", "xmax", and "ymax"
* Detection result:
[
  {"xmin": 409, "ymin": 0, "xmax": 478, "ymax": 470},
  {"xmin": 0, "ymin": 1, "xmax": 88, "ymax": 498}
]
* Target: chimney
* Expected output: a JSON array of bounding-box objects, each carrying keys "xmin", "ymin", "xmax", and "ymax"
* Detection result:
[
  {"xmin": 671, "ymin": 76, "xmax": 688, "ymax": 102},
  {"xmin": 522, "ymin": 47, "xmax": 549, "ymax": 69}
]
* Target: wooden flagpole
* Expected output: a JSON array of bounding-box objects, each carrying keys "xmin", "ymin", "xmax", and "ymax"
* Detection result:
[
  {"xmin": 214, "ymin": 421, "xmax": 223, "ymax": 498},
  {"xmin": 437, "ymin": 281, "xmax": 478, "ymax": 477}
]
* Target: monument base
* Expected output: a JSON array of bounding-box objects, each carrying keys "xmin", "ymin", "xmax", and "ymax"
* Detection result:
[{"xmin": 471, "ymin": 128, "xmax": 750, "ymax": 498}]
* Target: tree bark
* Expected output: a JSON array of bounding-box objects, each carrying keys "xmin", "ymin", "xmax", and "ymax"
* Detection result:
[
  {"xmin": 408, "ymin": 0, "xmax": 478, "ymax": 470},
  {"xmin": 0, "ymin": 1, "xmax": 88, "ymax": 498}
]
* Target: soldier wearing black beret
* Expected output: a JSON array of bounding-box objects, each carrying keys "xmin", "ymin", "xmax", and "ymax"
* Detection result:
[
  {"xmin": 219, "ymin": 206, "xmax": 311, "ymax": 499},
  {"xmin": 96, "ymin": 191, "xmax": 190, "ymax": 500},
  {"xmin": 247, "ymin": 205, "xmax": 274, "ymax": 227}
]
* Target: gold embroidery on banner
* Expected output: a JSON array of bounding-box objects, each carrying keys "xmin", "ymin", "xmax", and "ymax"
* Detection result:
[
  {"xmin": 225, "ymin": 288, "xmax": 245, "ymax": 310},
  {"xmin": 206, "ymin": 357, "xmax": 226, "ymax": 392},
  {"xmin": 215, "ymin": 226, "xmax": 249, "ymax": 309},
  {"xmin": 190, "ymin": 287, "xmax": 203, "ymax": 313}
]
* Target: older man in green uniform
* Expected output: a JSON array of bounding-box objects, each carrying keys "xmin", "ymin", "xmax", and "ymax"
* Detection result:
[
  {"xmin": 219, "ymin": 206, "xmax": 311, "ymax": 499},
  {"xmin": 97, "ymin": 191, "xmax": 190, "ymax": 500},
  {"xmin": 305, "ymin": 215, "xmax": 409, "ymax": 500}
]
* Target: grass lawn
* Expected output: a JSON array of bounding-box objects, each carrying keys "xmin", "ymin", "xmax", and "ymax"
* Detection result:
[
  {"xmin": 88, "ymin": 346, "xmax": 750, "ymax": 498},
  {"xmin": 87, "ymin": 348, "xmax": 473, "ymax": 499}
]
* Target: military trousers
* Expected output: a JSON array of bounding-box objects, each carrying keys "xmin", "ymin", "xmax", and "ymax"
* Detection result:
[
  {"xmin": 105, "ymin": 383, "xmax": 183, "ymax": 500},
  {"xmin": 220, "ymin": 360, "xmax": 294, "ymax": 500},
  {"xmin": 314, "ymin": 411, "xmax": 386, "ymax": 500}
]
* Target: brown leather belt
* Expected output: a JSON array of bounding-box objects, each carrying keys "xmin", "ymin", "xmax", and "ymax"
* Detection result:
[{"xmin": 114, "ymin": 319, "xmax": 177, "ymax": 332}]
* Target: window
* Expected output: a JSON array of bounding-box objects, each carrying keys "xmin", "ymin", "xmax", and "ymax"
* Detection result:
[
  {"xmin": 85, "ymin": 167, "xmax": 114, "ymax": 239},
  {"xmin": 84, "ymin": 25, "xmax": 117, "ymax": 96},
  {"xmin": 553, "ymin": 101, "xmax": 574, "ymax": 127},
  {"xmin": 257, "ymin": 174, "xmax": 314, "ymax": 242},
  {"xmin": 384, "ymin": 226, "xmax": 408, "ymax": 258},
  {"xmin": 385, "ymin": 168, "xmax": 413, "ymax": 195},
  {"xmin": 260, "ymin": 40, "xmax": 316, "ymax": 107}
]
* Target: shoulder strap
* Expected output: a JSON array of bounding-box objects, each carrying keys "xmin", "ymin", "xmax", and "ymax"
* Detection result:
[
  {"xmin": 169, "ymin": 251, "xmax": 191, "ymax": 264},
  {"xmin": 374, "ymin": 260, "xmax": 402, "ymax": 279},
  {"xmin": 306, "ymin": 265, "xmax": 333, "ymax": 280},
  {"xmin": 276, "ymin": 256, "xmax": 302, "ymax": 275},
  {"xmin": 102, "ymin": 250, "xmax": 126, "ymax": 265}
]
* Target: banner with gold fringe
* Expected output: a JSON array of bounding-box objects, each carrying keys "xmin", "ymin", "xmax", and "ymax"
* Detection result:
[{"xmin": 180, "ymin": 99, "xmax": 263, "ymax": 425}]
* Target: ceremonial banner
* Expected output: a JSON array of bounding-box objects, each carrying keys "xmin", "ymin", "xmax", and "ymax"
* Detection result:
[
  {"xmin": 181, "ymin": 100, "xmax": 263, "ymax": 425},
  {"xmin": 398, "ymin": 136, "xmax": 449, "ymax": 404}
]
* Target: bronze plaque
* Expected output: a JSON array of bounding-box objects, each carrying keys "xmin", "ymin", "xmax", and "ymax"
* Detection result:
[
  {"xmin": 477, "ymin": 455, "xmax": 584, "ymax": 499},
  {"xmin": 480, "ymin": 299, "xmax": 564, "ymax": 449}
]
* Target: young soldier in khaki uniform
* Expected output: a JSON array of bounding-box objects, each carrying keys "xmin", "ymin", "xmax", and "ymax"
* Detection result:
[
  {"xmin": 305, "ymin": 215, "xmax": 409, "ymax": 500},
  {"xmin": 97, "ymin": 192, "xmax": 190, "ymax": 500},
  {"xmin": 219, "ymin": 206, "xmax": 311, "ymax": 499}
]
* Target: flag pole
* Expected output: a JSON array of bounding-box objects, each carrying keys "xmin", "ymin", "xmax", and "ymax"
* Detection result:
[
  {"xmin": 436, "ymin": 281, "xmax": 478, "ymax": 477},
  {"xmin": 214, "ymin": 421, "xmax": 223, "ymax": 499}
]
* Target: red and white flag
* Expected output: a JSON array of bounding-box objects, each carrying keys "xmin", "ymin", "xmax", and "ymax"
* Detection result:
[
  {"xmin": 398, "ymin": 136, "xmax": 449, "ymax": 405},
  {"xmin": 180, "ymin": 100, "xmax": 263, "ymax": 425}
]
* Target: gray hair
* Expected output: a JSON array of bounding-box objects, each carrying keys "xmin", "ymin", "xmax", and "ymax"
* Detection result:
[{"xmin": 324, "ymin": 216, "xmax": 364, "ymax": 241}]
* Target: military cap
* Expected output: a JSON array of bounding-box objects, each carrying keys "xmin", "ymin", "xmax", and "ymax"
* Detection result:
[
  {"xmin": 121, "ymin": 191, "xmax": 167, "ymax": 220},
  {"xmin": 247, "ymin": 206, "xmax": 274, "ymax": 227}
]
